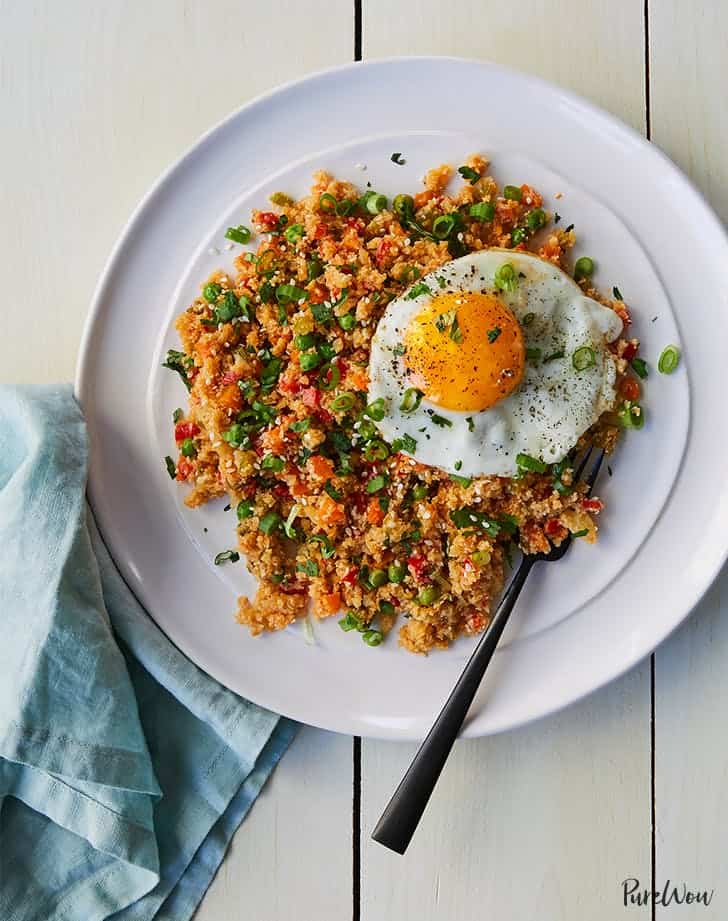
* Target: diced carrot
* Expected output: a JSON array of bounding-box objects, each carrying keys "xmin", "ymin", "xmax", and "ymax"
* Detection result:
[
  {"xmin": 367, "ymin": 499, "xmax": 384, "ymax": 526},
  {"xmin": 317, "ymin": 591, "xmax": 341, "ymax": 617},
  {"xmin": 218, "ymin": 383, "xmax": 243, "ymax": 413},
  {"xmin": 318, "ymin": 494, "xmax": 346, "ymax": 525},
  {"xmin": 347, "ymin": 367, "xmax": 369, "ymax": 391},
  {"xmin": 307, "ymin": 455, "xmax": 335, "ymax": 480},
  {"xmin": 413, "ymin": 190, "xmax": 436, "ymax": 209},
  {"xmin": 619, "ymin": 376, "xmax": 640, "ymax": 401},
  {"xmin": 260, "ymin": 425, "xmax": 286, "ymax": 454},
  {"xmin": 289, "ymin": 477, "xmax": 307, "ymax": 499},
  {"xmin": 519, "ymin": 184, "xmax": 542, "ymax": 208}
]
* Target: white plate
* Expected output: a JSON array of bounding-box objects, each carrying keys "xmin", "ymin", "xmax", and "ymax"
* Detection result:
[{"xmin": 76, "ymin": 58, "xmax": 728, "ymax": 740}]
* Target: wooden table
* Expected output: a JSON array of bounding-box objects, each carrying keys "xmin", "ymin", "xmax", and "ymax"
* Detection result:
[{"xmin": 3, "ymin": 2, "xmax": 726, "ymax": 917}]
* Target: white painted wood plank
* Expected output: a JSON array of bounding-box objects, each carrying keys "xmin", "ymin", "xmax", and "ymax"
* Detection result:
[
  {"xmin": 0, "ymin": 0, "xmax": 353, "ymax": 385},
  {"xmin": 363, "ymin": 0, "xmax": 647, "ymax": 134},
  {"xmin": 195, "ymin": 727, "xmax": 353, "ymax": 921},
  {"xmin": 1, "ymin": 4, "xmax": 354, "ymax": 920},
  {"xmin": 362, "ymin": 668, "xmax": 651, "ymax": 921},
  {"xmin": 361, "ymin": 4, "xmax": 652, "ymax": 919},
  {"xmin": 650, "ymin": 4, "xmax": 728, "ymax": 915}
]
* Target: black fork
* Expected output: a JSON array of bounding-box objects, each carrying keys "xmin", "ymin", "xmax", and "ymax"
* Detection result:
[{"xmin": 371, "ymin": 448, "xmax": 606, "ymax": 855}]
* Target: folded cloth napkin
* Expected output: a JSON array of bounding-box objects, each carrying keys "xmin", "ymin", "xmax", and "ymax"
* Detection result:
[{"xmin": 0, "ymin": 385, "xmax": 297, "ymax": 921}]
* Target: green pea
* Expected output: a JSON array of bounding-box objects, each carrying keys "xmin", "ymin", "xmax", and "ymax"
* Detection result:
[
  {"xmin": 299, "ymin": 352, "xmax": 321, "ymax": 371},
  {"xmin": 412, "ymin": 485, "xmax": 428, "ymax": 500},
  {"xmin": 369, "ymin": 568, "xmax": 389, "ymax": 588},
  {"xmin": 387, "ymin": 562, "xmax": 406, "ymax": 583},
  {"xmin": 471, "ymin": 549, "xmax": 491, "ymax": 566},
  {"xmin": 574, "ymin": 256, "xmax": 595, "ymax": 280},
  {"xmin": 416, "ymin": 585, "xmax": 441, "ymax": 606},
  {"xmin": 338, "ymin": 313, "xmax": 356, "ymax": 331}
]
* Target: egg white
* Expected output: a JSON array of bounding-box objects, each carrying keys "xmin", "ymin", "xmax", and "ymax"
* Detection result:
[{"xmin": 367, "ymin": 250, "xmax": 623, "ymax": 477}]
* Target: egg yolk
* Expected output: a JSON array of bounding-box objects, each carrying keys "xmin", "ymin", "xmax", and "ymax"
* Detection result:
[{"xmin": 403, "ymin": 292, "xmax": 525, "ymax": 412}]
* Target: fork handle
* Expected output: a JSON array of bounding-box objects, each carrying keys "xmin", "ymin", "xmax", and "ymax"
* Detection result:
[{"xmin": 371, "ymin": 555, "xmax": 535, "ymax": 854}]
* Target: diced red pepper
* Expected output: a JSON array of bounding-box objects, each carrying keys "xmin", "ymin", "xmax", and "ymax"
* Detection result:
[
  {"xmin": 272, "ymin": 483, "xmax": 289, "ymax": 498},
  {"xmin": 175, "ymin": 458, "xmax": 194, "ymax": 481},
  {"xmin": 345, "ymin": 217, "xmax": 365, "ymax": 232},
  {"xmin": 314, "ymin": 223, "xmax": 329, "ymax": 240},
  {"xmin": 316, "ymin": 408, "xmax": 333, "ymax": 425},
  {"xmin": 351, "ymin": 491, "xmax": 367, "ymax": 513},
  {"xmin": 407, "ymin": 554, "xmax": 427, "ymax": 581},
  {"xmin": 375, "ymin": 238, "xmax": 392, "ymax": 267},
  {"xmin": 221, "ymin": 369, "xmax": 244, "ymax": 385},
  {"xmin": 614, "ymin": 301, "xmax": 631, "ymax": 330},
  {"xmin": 544, "ymin": 518, "xmax": 567, "ymax": 538},
  {"xmin": 621, "ymin": 341, "xmax": 638, "ymax": 362},
  {"xmin": 175, "ymin": 422, "xmax": 200, "ymax": 442},
  {"xmin": 256, "ymin": 211, "xmax": 279, "ymax": 231},
  {"xmin": 462, "ymin": 556, "xmax": 475, "ymax": 575},
  {"xmin": 465, "ymin": 610, "xmax": 486, "ymax": 633},
  {"xmin": 301, "ymin": 387, "xmax": 321, "ymax": 409},
  {"xmin": 582, "ymin": 498, "xmax": 603, "ymax": 513},
  {"xmin": 279, "ymin": 581, "xmax": 307, "ymax": 595},
  {"xmin": 279, "ymin": 374, "xmax": 303, "ymax": 395},
  {"xmin": 341, "ymin": 568, "xmax": 358, "ymax": 587}
]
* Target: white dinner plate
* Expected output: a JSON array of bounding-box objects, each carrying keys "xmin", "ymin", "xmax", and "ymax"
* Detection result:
[{"xmin": 76, "ymin": 58, "xmax": 728, "ymax": 739}]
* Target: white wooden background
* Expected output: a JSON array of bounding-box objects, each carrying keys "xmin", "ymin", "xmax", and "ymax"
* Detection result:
[{"xmin": 2, "ymin": 2, "xmax": 726, "ymax": 918}]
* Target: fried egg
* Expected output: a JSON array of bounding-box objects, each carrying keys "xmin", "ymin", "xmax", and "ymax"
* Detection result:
[{"xmin": 367, "ymin": 250, "xmax": 623, "ymax": 477}]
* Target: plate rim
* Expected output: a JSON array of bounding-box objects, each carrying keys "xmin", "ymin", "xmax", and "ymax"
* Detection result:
[{"xmin": 75, "ymin": 56, "xmax": 728, "ymax": 739}]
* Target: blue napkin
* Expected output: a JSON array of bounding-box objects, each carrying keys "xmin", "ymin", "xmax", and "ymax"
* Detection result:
[{"xmin": 0, "ymin": 385, "xmax": 297, "ymax": 921}]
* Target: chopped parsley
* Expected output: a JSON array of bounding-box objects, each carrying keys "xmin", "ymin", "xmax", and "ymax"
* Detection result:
[
  {"xmin": 405, "ymin": 282, "xmax": 432, "ymax": 300},
  {"xmin": 487, "ymin": 327, "xmax": 502, "ymax": 343},
  {"xmin": 391, "ymin": 433, "xmax": 417, "ymax": 453},
  {"xmin": 164, "ymin": 456, "xmax": 176, "ymax": 479},
  {"xmin": 391, "ymin": 152, "xmax": 405, "ymax": 165},
  {"xmin": 260, "ymin": 356, "xmax": 283, "ymax": 392},
  {"xmin": 324, "ymin": 480, "xmax": 343, "ymax": 501},
  {"xmin": 466, "ymin": 416, "xmax": 475, "ymax": 432},
  {"xmin": 310, "ymin": 301, "xmax": 333, "ymax": 324},
  {"xmin": 162, "ymin": 349, "xmax": 193, "ymax": 390},
  {"xmin": 457, "ymin": 165, "xmax": 480, "ymax": 184},
  {"xmin": 366, "ymin": 475, "xmax": 387, "ymax": 494},
  {"xmin": 296, "ymin": 559, "xmax": 319, "ymax": 577},
  {"xmin": 613, "ymin": 286, "xmax": 623, "ymax": 301},
  {"xmin": 430, "ymin": 413, "xmax": 452, "ymax": 428},
  {"xmin": 214, "ymin": 550, "xmax": 240, "ymax": 565}
]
